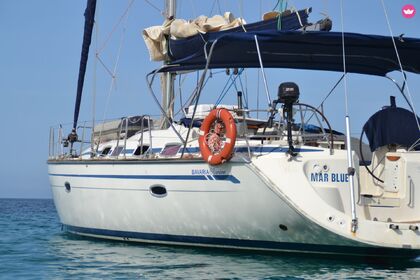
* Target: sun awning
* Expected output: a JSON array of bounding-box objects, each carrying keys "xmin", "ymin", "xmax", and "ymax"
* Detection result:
[{"xmin": 160, "ymin": 31, "xmax": 420, "ymax": 76}]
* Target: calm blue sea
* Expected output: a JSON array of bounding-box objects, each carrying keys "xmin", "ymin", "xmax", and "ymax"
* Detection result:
[{"xmin": 1, "ymin": 198, "xmax": 419, "ymax": 279}]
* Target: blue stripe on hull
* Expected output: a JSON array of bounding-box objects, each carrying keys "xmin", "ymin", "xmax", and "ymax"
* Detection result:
[
  {"xmin": 176, "ymin": 147, "xmax": 322, "ymax": 154},
  {"xmin": 64, "ymin": 225, "xmax": 419, "ymax": 258},
  {"xmin": 49, "ymin": 173, "xmax": 240, "ymax": 184}
]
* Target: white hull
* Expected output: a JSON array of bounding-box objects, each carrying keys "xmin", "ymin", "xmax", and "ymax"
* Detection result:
[{"xmin": 48, "ymin": 149, "xmax": 420, "ymax": 258}]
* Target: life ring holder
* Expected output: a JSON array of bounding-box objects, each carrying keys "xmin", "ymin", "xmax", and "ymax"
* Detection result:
[{"xmin": 199, "ymin": 108, "xmax": 237, "ymax": 165}]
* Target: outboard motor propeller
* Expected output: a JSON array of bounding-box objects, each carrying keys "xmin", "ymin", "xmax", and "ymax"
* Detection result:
[{"xmin": 278, "ymin": 82, "xmax": 300, "ymax": 156}]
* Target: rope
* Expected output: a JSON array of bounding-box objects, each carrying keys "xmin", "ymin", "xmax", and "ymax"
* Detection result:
[
  {"xmin": 380, "ymin": 0, "xmax": 420, "ymax": 131},
  {"xmin": 276, "ymin": 0, "xmax": 287, "ymax": 30},
  {"xmin": 294, "ymin": 7, "xmax": 303, "ymax": 27}
]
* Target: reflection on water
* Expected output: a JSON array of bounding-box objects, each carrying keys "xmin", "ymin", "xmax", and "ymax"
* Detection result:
[
  {"xmin": 47, "ymin": 233, "xmax": 420, "ymax": 279},
  {"xmin": 1, "ymin": 199, "xmax": 420, "ymax": 279}
]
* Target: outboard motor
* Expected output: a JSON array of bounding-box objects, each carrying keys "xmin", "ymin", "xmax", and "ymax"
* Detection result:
[{"xmin": 278, "ymin": 82, "xmax": 300, "ymax": 156}]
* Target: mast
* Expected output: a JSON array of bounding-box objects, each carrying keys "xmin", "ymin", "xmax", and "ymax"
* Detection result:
[{"xmin": 161, "ymin": 0, "xmax": 176, "ymax": 129}]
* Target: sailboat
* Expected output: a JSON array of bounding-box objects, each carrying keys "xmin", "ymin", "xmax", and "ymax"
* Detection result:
[{"xmin": 48, "ymin": 0, "xmax": 420, "ymax": 258}]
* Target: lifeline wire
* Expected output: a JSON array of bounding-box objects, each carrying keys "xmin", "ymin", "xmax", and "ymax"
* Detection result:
[{"xmin": 380, "ymin": 0, "xmax": 420, "ymax": 131}]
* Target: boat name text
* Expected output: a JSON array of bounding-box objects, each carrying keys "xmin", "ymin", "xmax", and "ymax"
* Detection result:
[
  {"xmin": 310, "ymin": 172, "xmax": 349, "ymax": 183},
  {"xmin": 192, "ymin": 168, "xmax": 226, "ymax": 175}
]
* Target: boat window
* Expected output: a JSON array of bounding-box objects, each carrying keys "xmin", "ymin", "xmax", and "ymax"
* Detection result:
[
  {"xmin": 150, "ymin": 185, "xmax": 167, "ymax": 198},
  {"xmin": 134, "ymin": 145, "xmax": 150, "ymax": 156},
  {"xmin": 100, "ymin": 147, "xmax": 112, "ymax": 156},
  {"xmin": 111, "ymin": 146, "xmax": 124, "ymax": 156},
  {"xmin": 160, "ymin": 144, "xmax": 181, "ymax": 157}
]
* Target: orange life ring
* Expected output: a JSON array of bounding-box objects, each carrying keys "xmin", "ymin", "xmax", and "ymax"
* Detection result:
[{"xmin": 199, "ymin": 108, "xmax": 237, "ymax": 165}]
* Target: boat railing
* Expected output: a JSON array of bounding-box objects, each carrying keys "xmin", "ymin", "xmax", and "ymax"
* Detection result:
[
  {"xmin": 111, "ymin": 115, "xmax": 154, "ymax": 159},
  {"xmin": 48, "ymin": 126, "xmax": 56, "ymax": 159},
  {"xmin": 48, "ymin": 121, "xmax": 92, "ymax": 160},
  {"xmin": 138, "ymin": 115, "xmax": 153, "ymax": 158},
  {"xmin": 232, "ymin": 105, "xmax": 334, "ymax": 154},
  {"xmin": 78, "ymin": 122, "xmax": 93, "ymax": 157},
  {"xmin": 48, "ymin": 116, "xmax": 159, "ymax": 160},
  {"xmin": 115, "ymin": 117, "xmax": 129, "ymax": 159}
]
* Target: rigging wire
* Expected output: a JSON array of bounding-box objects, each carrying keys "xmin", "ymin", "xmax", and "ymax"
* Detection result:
[
  {"xmin": 322, "ymin": 0, "xmax": 329, "ymax": 17},
  {"xmin": 340, "ymin": 0, "xmax": 358, "ymax": 233},
  {"xmin": 91, "ymin": 18, "xmax": 99, "ymax": 155},
  {"xmin": 178, "ymin": 74, "xmax": 185, "ymax": 117},
  {"xmin": 380, "ymin": 0, "xmax": 420, "ymax": 131},
  {"xmin": 340, "ymin": 3, "xmax": 349, "ymax": 116},
  {"xmin": 174, "ymin": 71, "xmax": 217, "ymax": 117},
  {"xmin": 98, "ymin": 0, "xmax": 135, "ymax": 53},
  {"xmin": 143, "ymin": 0, "xmax": 164, "ymax": 16},
  {"xmin": 209, "ymin": 0, "xmax": 217, "ymax": 15},
  {"xmin": 305, "ymin": 74, "xmax": 346, "ymax": 124},
  {"xmin": 237, "ymin": 0, "xmax": 247, "ymax": 32},
  {"xmin": 238, "ymin": 72, "xmax": 249, "ymax": 108},
  {"xmin": 188, "ymin": 0, "xmax": 197, "ymax": 18},
  {"xmin": 173, "ymin": 71, "xmax": 229, "ymax": 118},
  {"xmin": 96, "ymin": 1, "xmax": 133, "ymax": 147},
  {"xmin": 257, "ymin": 0, "xmax": 262, "ymax": 118},
  {"xmin": 217, "ymin": 0, "xmax": 222, "ymax": 15},
  {"xmin": 257, "ymin": 69, "xmax": 260, "ymax": 118},
  {"xmin": 215, "ymin": 69, "xmax": 244, "ymax": 105},
  {"xmin": 96, "ymin": 55, "xmax": 115, "ymax": 78},
  {"xmin": 238, "ymin": 0, "xmax": 243, "ymax": 18},
  {"xmin": 272, "ymin": 0, "xmax": 281, "ymax": 11}
]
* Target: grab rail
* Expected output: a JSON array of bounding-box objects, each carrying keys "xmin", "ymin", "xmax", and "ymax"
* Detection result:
[{"xmin": 139, "ymin": 115, "xmax": 153, "ymax": 157}]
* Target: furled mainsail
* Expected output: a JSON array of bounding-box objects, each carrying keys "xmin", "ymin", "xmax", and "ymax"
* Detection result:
[{"xmin": 72, "ymin": 0, "xmax": 97, "ymax": 131}]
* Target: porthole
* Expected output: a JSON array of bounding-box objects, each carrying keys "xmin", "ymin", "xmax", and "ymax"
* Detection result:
[
  {"xmin": 279, "ymin": 224, "xmax": 288, "ymax": 231},
  {"xmin": 150, "ymin": 185, "xmax": 167, "ymax": 198},
  {"xmin": 64, "ymin": 182, "xmax": 71, "ymax": 193}
]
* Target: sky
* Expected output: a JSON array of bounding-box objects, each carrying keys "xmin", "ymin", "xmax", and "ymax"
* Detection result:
[{"xmin": 0, "ymin": 0, "xmax": 419, "ymax": 198}]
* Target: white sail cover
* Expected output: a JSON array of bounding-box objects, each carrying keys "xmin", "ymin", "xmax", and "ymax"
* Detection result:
[{"xmin": 142, "ymin": 12, "xmax": 246, "ymax": 61}]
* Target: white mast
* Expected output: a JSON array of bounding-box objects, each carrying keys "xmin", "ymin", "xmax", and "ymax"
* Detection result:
[{"xmin": 161, "ymin": 0, "xmax": 176, "ymax": 129}]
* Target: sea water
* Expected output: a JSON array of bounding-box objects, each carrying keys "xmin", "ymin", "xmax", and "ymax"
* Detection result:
[{"xmin": 1, "ymin": 198, "xmax": 419, "ymax": 279}]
